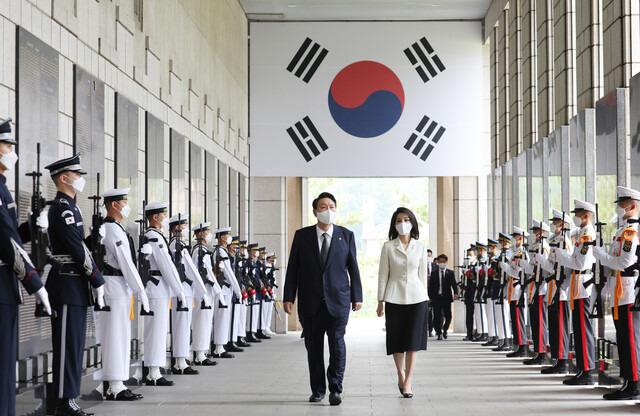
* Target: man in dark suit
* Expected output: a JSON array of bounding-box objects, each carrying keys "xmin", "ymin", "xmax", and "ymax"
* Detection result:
[
  {"xmin": 428, "ymin": 254, "xmax": 458, "ymax": 340},
  {"xmin": 283, "ymin": 192, "xmax": 363, "ymax": 406}
]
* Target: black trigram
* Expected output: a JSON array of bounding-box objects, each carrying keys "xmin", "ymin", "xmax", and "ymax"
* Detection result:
[
  {"xmin": 286, "ymin": 38, "xmax": 328, "ymax": 83},
  {"xmin": 286, "ymin": 116, "xmax": 328, "ymax": 162},
  {"xmin": 404, "ymin": 116, "xmax": 446, "ymax": 161},
  {"xmin": 404, "ymin": 37, "xmax": 446, "ymax": 83}
]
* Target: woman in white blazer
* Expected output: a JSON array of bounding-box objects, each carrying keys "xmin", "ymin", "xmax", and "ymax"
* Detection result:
[{"xmin": 376, "ymin": 207, "xmax": 429, "ymax": 398}]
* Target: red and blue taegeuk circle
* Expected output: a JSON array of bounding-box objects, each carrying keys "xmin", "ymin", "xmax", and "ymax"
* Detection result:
[{"xmin": 328, "ymin": 61, "xmax": 405, "ymax": 138}]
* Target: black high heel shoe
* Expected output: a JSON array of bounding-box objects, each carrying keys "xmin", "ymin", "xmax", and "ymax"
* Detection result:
[
  {"xmin": 402, "ymin": 392, "xmax": 414, "ymax": 398},
  {"xmin": 398, "ymin": 385, "xmax": 404, "ymax": 394}
]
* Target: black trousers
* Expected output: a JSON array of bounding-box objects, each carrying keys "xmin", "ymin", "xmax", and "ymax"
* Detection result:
[
  {"xmin": 613, "ymin": 304, "xmax": 640, "ymax": 381},
  {"xmin": 510, "ymin": 302, "xmax": 527, "ymax": 346},
  {"xmin": 548, "ymin": 300, "xmax": 570, "ymax": 359},
  {"xmin": 428, "ymin": 305, "xmax": 434, "ymax": 333},
  {"xmin": 465, "ymin": 300, "xmax": 474, "ymax": 338},
  {"xmin": 51, "ymin": 303, "xmax": 88, "ymax": 399},
  {"xmin": 303, "ymin": 302, "xmax": 349, "ymax": 395},
  {"xmin": 571, "ymin": 297, "xmax": 594, "ymax": 371},
  {"xmin": 529, "ymin": 295, "xmax": 549, "ymax": 354},
  {"xmin": 0, "ymin": 304, "xmax": 18, "ymax": 416},
  {"xmin": 432, "ymin": 297, "xmax": 453, "ymax": 335}
]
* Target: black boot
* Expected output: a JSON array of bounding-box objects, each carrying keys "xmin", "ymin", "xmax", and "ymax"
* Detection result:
[
  {"xmin": 54, "ymin": 399, "xmax": 94, "ymax": 416},
  {"xmin": 563, "ymin": 370, "xmax": 595, "ymax": 385},
  {"xmin": 506, "ymin": 345, "xmax": 527, "ymax": 357},
  {"xmin": 603, "ymin": 380, "xmax": 640, "ymax": 400},
  {"xmin": 523, "ymin": 353, "xmax": 547, "ymax": 365},
  {"xmin": 541, "ymin": 359, "xmax": 568, "ymax": 374}
]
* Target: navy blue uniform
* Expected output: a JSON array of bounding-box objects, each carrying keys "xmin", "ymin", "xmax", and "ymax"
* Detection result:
[
  {"xmin": 0, "ymin": 173, "xmax": 44, "ymax": 416},
  {"xmin": 46, "ymin": 191, "xmax": 104, "ymax": 400}
]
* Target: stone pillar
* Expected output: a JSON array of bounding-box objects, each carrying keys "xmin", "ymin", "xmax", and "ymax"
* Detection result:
[
  {"xmin": 521, "ymin": 0, "xmax": 538, "ymax": 150},
  {"xmin": 553, "ymin": 0, "xmax": 577, "ymax": 126},
  {"xmin": 508, "ymin": 2, "xmax": 523, "ymax": 157},
  {"xmin": 251, "ymin": 176, "xmax": 288, "ymax": 334},
  {"xmin": 602, "ymin": 0, "xmax": 640, "ymax": 91},
  {"xmin": 576, "ymin": 0, "xmax": 603, "ymax": 112},
  {"xmin": 286, "ymin": 177, "xmax": 304, "ymax": 332},
  {"xmin": 537, "ymin": 0, "xmax": 555, "ymax": 139},
  {"xmin": 490, "ymin": 27, "xmax": 501, "ymax": 168},
  {"xmin": 498, "ymin": 9, "xmax": 511, "ymax": 164}
]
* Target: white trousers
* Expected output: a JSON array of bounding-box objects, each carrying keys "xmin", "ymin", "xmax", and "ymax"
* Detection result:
[
  {"xmin": 247, "ymin": 301, "xmax": 260, "ymax": 333},
  {"xmin": 213, "ymin": 292, "xmax": 232, "ymax": 345},
  {"xmin": 486, "ymin": 299, "xmax": 496, "ymax": 337},
  {"xmin": 191, "ymin": 296, "xmax": 213, "ymax": 352},
  {"xmin": 144, "ymin": 298, "xmax": 170, "ymax": 367},
  {"xmin": 96, "ymin": 298, "xmax": 131, "ymax": 381},
  {"xmin": 474, "ymin": 303, "xmax": 487, "ymax": 334},
  {"xmin": 171, "ymin": 296, "xmax": 193, "ymax": 358},
  {"xmin": 262, "ymin": 300, "xmax": 273, "ymax": 332}
]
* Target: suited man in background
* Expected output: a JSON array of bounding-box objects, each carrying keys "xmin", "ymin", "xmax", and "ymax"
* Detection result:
[
  {"xmin": 428, "ymin": 254, "xmax": 458, "ymax": 340},
  {"xmin": 283, "ymin": 192, "xmax": 363, "ymax": 406}
]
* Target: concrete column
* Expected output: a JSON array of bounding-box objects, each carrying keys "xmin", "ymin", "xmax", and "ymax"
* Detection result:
[
  {"xmin": 429, "ymin": 177, "xmax": 439, "ymax": 253},
  {"xmin": 490, "ymin": 27, "xmax": 501, "ymax": 168},
  {"xmin": 537, "ymin": 0, "xmax": 555, "ymax": 139},
  {"xmin": 553, "ymin": 0, "xmax": 577, "ymax": 126},
  {"xmin": 602, "ymin": 0, "xmax": 640, "ymax": 91},
  {"xmin": 498, "ymin": 10, "xmax": 511, "ymax": 164},
  {"xmin": 521, "ymin": 0, "xmax": 538, "ymax": 149},
  {"xmin": 437, "ymin": 176, "xmax": 454, "ymax": 262},
  {"xmin": 251, "ymin": 176, "xmax": 288, "ymax": 333},
  {"xmin": 285, "ymin": 177, "xmax": 304, "ymax": 332},
  {"xmin": 508, "ymin": 3, "xmax": 523, "ymax": 157},
  {"xmin": 576, "ymin": 0, "xmax": 603, "ymax": 112}
]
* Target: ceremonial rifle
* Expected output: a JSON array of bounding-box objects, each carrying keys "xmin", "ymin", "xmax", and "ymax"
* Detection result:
[
  {"xmin": 583, "ymin": 204, "xmax": 605, "ymax": 318},
  {"xmin": 88, "ymin": 173, "xmax": 110, "ymax": 312},
  {"xmin": 135, "ymin": 200, "xmax": 154, "ymax": 316}
]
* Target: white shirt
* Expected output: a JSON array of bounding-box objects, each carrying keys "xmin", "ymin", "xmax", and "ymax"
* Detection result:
[
  {"xmin": 439, "ymin": 269, "xmax": 444, "ymax": 295},
  {"xmin": 316, "ymin": 224, "xmax": 334, "ymax": 254}
]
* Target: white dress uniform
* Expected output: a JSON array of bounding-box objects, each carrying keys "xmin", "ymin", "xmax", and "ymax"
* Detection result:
[
  {"xmin": 247, "ymin": 259, "xmax": 263, "ymax": 334},
  {"xmin": 191, "ymin": 239, "xmax": 224, "ymax": 357},
  {"xmin": 212, "ymin": 244, "xmax": 242, "ymax": 348},
  {"xmin": 97, "ymin": 216, "xmax": 149, "ymax": 394},
  {"xmin": 501, "ymin": 228, "xmax": 529, "ymax": 352},
  {"xmin": 473, "ymin": 254, "xmax": 488, "ymax": 338},
  {"xmin": 262, "ymin": 257, "xmax": 276, "ymax": 335},
  {"xmin": 233, "ymin": 249, "xmax": 249, "ymax": 342},
  {"xmin": 143, "ymin": 225, "xmax": 185, "ymax": 371}
]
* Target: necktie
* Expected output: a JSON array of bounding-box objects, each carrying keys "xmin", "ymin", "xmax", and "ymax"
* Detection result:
[{"xmin": 321, "ymin": 233, "xmax": 330, "ymax": 266}]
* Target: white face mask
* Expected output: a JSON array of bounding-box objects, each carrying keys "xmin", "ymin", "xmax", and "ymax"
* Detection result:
[
  {"xmin": 395, "ymin": 221, "xmax": 413, "ymax": 236},
  {"xmin": 0, "ymin": 150, "xmax": 18, "ymax": 171},
  {"xmin": 64, "ymin": 175, "xmax": 86, "ymax": 193},
  {"xmin": 181, "ymin": 228, "xmax": 189, "ymax": 239},
  {"xmin": 572, "ymin": 215, "xmax": 583, "ymax": 228},
  {"xmin": 316, "ymin": 209, "xmax": 336, "ymax": 225},
  {"xmin": 438, "ymin": 262, "xmax": 446, "ymax": 270},
  {"xmin": 273, "ymin": 259, "xmax": 277, "ymax": 266},
  {"xmin": 242, "ymin": 248, "xmax": 248, "ymax": 257},
  {"xmin": 616, "ymin": 205, "xmax": 633, "ymax": 219},
  {"xmin": 205, "ymin": 233, "xmax": 213, "ymax": 244},
  {"xmin": 119, "ymin": 203, "xmax": 131, "ymax": 219},
  {"xmin": 160, "ymin": 217, "xmax": 169, "ymax": 230},
  {"xmin": 224, "ymin": 235, "xmax": 233, "ymax": 245}
]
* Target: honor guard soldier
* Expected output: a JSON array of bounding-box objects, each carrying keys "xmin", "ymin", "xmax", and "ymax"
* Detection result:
[
  {"xmin": 501, "ymin": 226, "xmax": 529, "ymax": 358},
  {"xmin": 0, "ymin": 119, "xmax": 51, "ymax": 416},
  {"xmin": 168, "ymin": 214, "xmax": 210, "ymax": 375},
  {"xmin": 224, "ymin": 236, "xmax": 245, "ymax": 352},
  {"xmin": 556, "ymin": 200, "xmax": 597, "ymax": 385},
  {"xmin": 482, "ymin": 239, "xmax": 500, "ymax": 347},
  {"xmin": 520, "ymin": 220, "xmax": 550, "ymax": 365},
  {"xmin": 212, "ymin": 227, "xmax": 242, "ymax": 357},
  {"xmin": 190, "ymin": 222, "xmax": 224, "ymax": 365},
  {"xmin": 142, "ymin": 202, "xmax": 186, "ymax": 386},
  {"xmin": 95, "ymin": 188, "xmax": 148, "ymax": 400},
  {"xmin": 473, "ymin": 242, "xmax": 489, "ymax": 342},
  {"xmin": 492, "ymin": 233, "xmax": 513, "ymax": 352},
  {"xmin": 256, "ymin": 246, "xmax": 271, "ymax": 340},
  {"xmin": 462, "ymin": 245, "xmax": 477, "ymax": 341},
  {"xmin": 263, "ymin": 252, "xmax": 278, "ymax": 336},
  {"xmin": 540, "ymin": 210, "xmax": 572, "ymax": 374},
  {"xmin": 593, "ymin": 186, "xmax": 640, "ymax": 399},
  {"xmin": 45, "ymin": 154, "xmax": 106, "ymax": 416},
  {"xmin": 233, "ymin": 239, "xmax": 252, "ymax": 347},
  {"xmin": 247, "ymin": 243, "xmax": 264, "ymax": 342}
]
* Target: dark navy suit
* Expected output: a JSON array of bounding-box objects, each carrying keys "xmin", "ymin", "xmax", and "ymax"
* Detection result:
[
  {"xmin": 284, "ymin": 224, "xmax": 362, "ymax": 395},
  {"xmin": 47, "ymin": 191, "xmax": 104, "ymax": 400},
  {"xmin": 0, "ymin": 174, "xmax": 44, "ymax": 416}
]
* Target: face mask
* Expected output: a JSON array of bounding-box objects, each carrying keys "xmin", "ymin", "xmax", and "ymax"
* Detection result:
[
  {"xmin": 572, "ymin": 215, "xmax": 582, "ymax": 228},
  {"xmin": 64, "ymin": 175, "xmax": 86, "ymax": 193},
  {"xmin": 181, "ymin": 228, "xmax": 189, "ymax": 239},
  {"xmin": 224, "ymin": 235, "xmax": 233, "ymax": 245},
  {"xmin": 205, "ymin": 233, "xmax": 213, "ymax": 244},
  {"xmin": 242, "ymin": 249, "xmax": 248, "ymax": 257},
  {"xmin": 395, "ymin": 222, "xmax": 413, "ymax": 236},
  {"xmin": 160, "ymin": 217, "xmax": 169, "ymax": 230},
  {"xmin": 616, "ymin": 205, "xmax": 633, "ymax": 219},
  {"xmin": 0, "ymin": 150, "xmax": 18, "ymax": 170},
  {"xmin": 316, "ymin": 209, "xmax": 336, "ymax": 225},
  {"xmin": 273, "ymin": 259, "xmax": 277, "ymax": 266},
  {"xmin": 119, "ymin": 204, "xmax": 131, "ymax": 219},
  {"xmin": 438, "ymin": 262, "xmax": 446, "ymax": 270}
]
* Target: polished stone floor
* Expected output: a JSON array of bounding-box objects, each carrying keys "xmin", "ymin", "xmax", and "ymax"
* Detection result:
[{"xmin": 17, "ymin": 318, "xmax": 640, "ymax": 415}]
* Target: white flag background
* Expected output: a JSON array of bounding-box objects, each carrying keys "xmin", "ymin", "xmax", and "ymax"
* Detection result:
[{"xmin": 250, "ymin": 22, "xmax": 489, "ymax": 177}]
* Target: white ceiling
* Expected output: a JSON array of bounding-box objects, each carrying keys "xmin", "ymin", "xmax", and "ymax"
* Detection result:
[{"xmin": 240, "ymin": 0, "xmax": 493, "ymax": 21}]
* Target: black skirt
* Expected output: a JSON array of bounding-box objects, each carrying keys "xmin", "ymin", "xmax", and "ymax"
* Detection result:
[{"xmin": 385, "ymin": 301, "xmax": 429, "ymax": 355}]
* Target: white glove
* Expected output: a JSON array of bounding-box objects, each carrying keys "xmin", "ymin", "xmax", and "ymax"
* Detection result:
[
  {"xmin": 219, "ymin": 295, "xmax": 228, "ymax": 307},
  {"xmin": 95, "ymin": 285, "xmax": 106, "ymax": 308},
  {"xmin": 592, "ymin": 245, "xmax": 606, "ymax": 260},
  {"xmin": 179, "ymin": 292, "xmax": 187, "ymax": 307},
  {"xmin": 139, "ymin": 290, "xmax": 150, "ymax": 312},
  {"xmin": 251, "ymin": 294, "xmax": 256, "ymax": 303},
  {"xmin": 203, "ymin": 293, "xmax": 212, "ymax": 308},
  {"xmin": 141, "ymin": 243, "xmax": 152, "ymax": 256},
  {"xmin": 98, "ymin": 224, "xmax": 106, "ymax": 239},
  {"xmin": 34, "ymin": 287, "xmax": 51, "ymax": 315},
  {"xmin": 36, "ymin": 210, "xmax": 49, "ymax": 230}
]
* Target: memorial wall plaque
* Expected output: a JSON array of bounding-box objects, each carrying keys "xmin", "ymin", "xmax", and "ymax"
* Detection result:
[
  {"xmin": 218, "ymin": 161, "xmax": 229, "ymax": 227},
  {"xmin": 190, "ymin": 143, "xmax": 204, "ymax": 228},
  {"xmin": 145, "ymin": 113, "xmax": 165, "ymax": 203},
  {"xmin": 16, "ymin": 26, "xmax": 60, "ymax": 359},
  {"xmin": 74, "ymin": 65, "xmax": 105, "ymax": 346},
  {"xmin": 205, "ymin": 151, "xmax": 217, "ymax": 228}
]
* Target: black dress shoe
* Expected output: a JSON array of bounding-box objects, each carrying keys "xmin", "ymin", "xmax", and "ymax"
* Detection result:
[
  {"xmin": 329, "ymin": 392, "xmax": 342, "ymax": 406},
  {"xmin": 237, "ymin": 338, "xmax": 251, "ymax": 347},
  {"xmin": 462, "ymin": 336, "xmax": 473, "ymax": 341},
  {"xmin": 563, "ymin": 371, "xmax": 595, "ymax": 385},
  {"xmin": 308, "ymin": 393, "xmax": 325, "ymax": 402},
  {"xmin": 246, "ymin": 334, "xmax": 262, "ymax": 343},
  {"xmin": 79, "ymin": 390, "xmax": 103, "ymax": 401},
  {"xmin": 541, "ymin": 360, "xmax": 568, "ymax": 374},
  {"xmin": 603, "ymin": 381, "xmax": 640, "ymax": 400},
  {"xmin": 212, "ymin": 351, "xmax": 235, "ymax": 358},
  {"xmin": 194, "ymin": 358, "xmax": 218, "ymax": 366},
  {"xmin": 443, "ymin": 332, "xmax": 448, "ymax": 339},
  {"xmin": 172, "ymin": 366, "xmax": 199, "ymax": 375},
  {"xmin": 144, "ymin": 376, "xmax": 174, "ymax": 386},
  {"xmin": 54, "ymin": 399, "xmax": 94, "ymax": 416},
  {"xmin": 523, "ymin": 354, "xmax": 547, "ymax": 365},
  {"xmin": 106, "ymin": 389, "xmax": 143, "ymax": 401},
  {"xmin": 225, "ymin": 342, "xmax": 245, "ymax": 352},
  {"xmin": 482, "ymin": 337, "xmax": 499, "ymax": 347},
  {"xmin": 123, "ymin": 376, "xmax": 142, "ymax": 386},
  {"xmin": 437, "ymin": 335, "xmax": 443, "ymax": 340},
  {"xmin": 506, "ymin": 346, "xmax": 527, "ymax": 357},
  {"xmin": 257, "ymin": 330, "xmax": 271, "ymax": 339}
]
